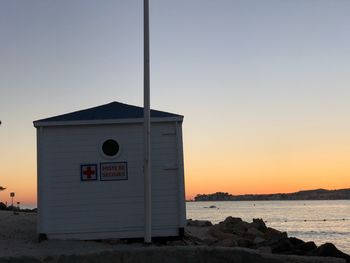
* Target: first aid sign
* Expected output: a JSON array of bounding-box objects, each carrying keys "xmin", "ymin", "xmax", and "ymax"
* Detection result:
[{"xmin": 81, "ymin": 164, "xmax": 97, "ymax": 181}]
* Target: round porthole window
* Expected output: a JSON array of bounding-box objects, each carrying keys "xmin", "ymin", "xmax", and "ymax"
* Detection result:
[{"xmin": 102, "ymin": 139, "xmax": 120, "ymax": 157}]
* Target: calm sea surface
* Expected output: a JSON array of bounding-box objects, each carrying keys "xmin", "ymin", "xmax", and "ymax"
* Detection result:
[{"xmin": 186, "ymin": 200, "xmax": 350, "ymax": 254}]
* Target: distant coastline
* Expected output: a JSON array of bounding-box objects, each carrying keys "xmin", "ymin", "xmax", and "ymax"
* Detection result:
[{"xmin": 192, "ymin": 188, "xmax": 350, "ymax": 201}]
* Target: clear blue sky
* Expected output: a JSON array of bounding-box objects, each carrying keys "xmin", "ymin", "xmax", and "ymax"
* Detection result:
[{"xmin": 1, "ymin": 0, "xmax": 350, "ymax": 204}]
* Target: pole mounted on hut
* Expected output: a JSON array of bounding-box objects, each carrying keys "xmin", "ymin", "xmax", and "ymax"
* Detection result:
[{"xmin": 143, "ymin": 0, "xmax": 152, "ymax": 244}]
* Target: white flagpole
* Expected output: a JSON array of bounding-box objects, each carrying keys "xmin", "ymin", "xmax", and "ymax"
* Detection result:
[{"xmin": 143, "ymin": 0, "xmax": 152, "ymax": 243}]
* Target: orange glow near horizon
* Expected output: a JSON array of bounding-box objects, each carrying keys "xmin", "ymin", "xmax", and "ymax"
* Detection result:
[
  {"xmin": 0, "ymin": 125, "xmax": 350, "ymax": 207},
  {"xmin": 183, "ymin": 121, "xmax": 350, "ymax": 200},
  {"xmin": 1, "ymin": 125, "xmax": 350, "ymax": 206}
]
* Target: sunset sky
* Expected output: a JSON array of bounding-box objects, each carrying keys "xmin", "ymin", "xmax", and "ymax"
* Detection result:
[{"xmin": 1, "ymin": 0, "xmax": 350, "ymax": 206}]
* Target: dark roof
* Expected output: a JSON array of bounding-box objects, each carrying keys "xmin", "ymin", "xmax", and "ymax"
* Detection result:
[{"xmin": 34, "ymin": 101, "xmax": 183, "ymax": 123}]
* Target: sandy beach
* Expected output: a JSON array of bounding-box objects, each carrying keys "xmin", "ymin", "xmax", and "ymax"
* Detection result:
[{"xmin": 0, "ymin": 211, "xmax": 137, "ymax": 258}]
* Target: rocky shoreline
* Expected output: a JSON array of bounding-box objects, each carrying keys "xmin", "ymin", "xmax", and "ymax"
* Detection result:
[{"xmin": 182, "ymin": 217, "xmax": 350, "ymax": 262}]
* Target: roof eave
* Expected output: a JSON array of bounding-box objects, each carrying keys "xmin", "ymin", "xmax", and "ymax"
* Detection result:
[{"xmin": 33, "ymin": 116, "xmax": 184, "ymax": 128}]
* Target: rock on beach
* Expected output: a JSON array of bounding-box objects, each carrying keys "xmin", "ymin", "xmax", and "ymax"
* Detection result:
[{"xmin": 185, "ymin": 217, "xmax": 350, "ymax": 262}]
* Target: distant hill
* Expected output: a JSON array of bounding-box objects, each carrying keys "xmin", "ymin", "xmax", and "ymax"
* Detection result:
[{"xmin": 194, "ymin": 188, "xmax": 350, "ymax": 201}]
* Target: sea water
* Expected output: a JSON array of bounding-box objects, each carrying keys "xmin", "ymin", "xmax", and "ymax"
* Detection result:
[{"xmin": 186, "ymin": 200, "xmax": 350, "ymax": 254}]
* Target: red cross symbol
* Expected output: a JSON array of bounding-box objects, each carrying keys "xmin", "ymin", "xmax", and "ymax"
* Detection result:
[{"xmin": 83, "ymin": 166, "xmax": 96, "ymax": 179}]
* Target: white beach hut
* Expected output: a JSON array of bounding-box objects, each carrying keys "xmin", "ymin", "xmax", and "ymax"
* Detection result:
[{"xmin": 33, "ymin": 101, "xmax": 186, "ymax": 240}]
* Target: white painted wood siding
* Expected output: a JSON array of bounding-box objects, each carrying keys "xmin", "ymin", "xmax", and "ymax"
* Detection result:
[{"xmin": 37, "ymin": 121, "xmax": 185, "ymax": 239}]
